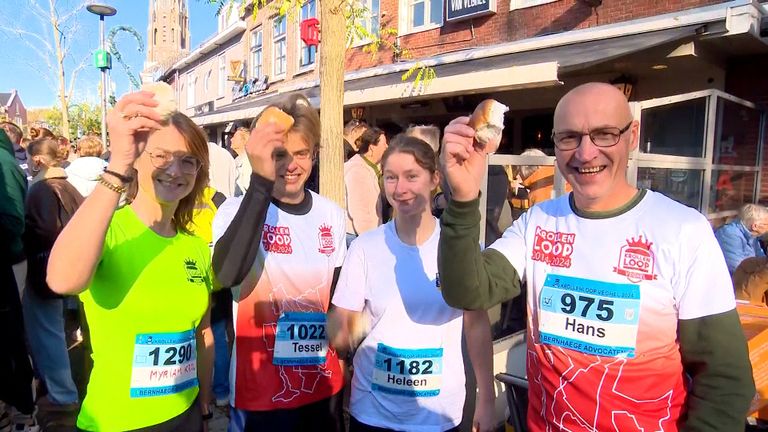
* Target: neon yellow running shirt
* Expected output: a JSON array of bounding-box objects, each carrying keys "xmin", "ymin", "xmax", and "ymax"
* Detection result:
[{"xmin": 77, "ymin": 205, "xmax": 212, "ymax": 431}]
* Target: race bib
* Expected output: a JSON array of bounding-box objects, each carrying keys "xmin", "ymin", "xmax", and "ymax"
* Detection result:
[
  {"xmin": 273, "ymin": 312, "xmax": 329, "ymax": 366},
  {"xmin": 538, "ymin": 274, "xmax": 641, "ymax": 358},
  {"xmin": 130, "ymin": 330, "xmax": 198, "ymax": 398},
  {"xmin": 372, "ymin": 343, "xmax": 443, "ymax": 397}
]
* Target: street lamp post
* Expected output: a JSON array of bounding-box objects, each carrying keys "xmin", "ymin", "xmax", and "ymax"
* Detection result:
[{"xmin": 87, "ymin": 3, "xmax": 117, "ymax": 147}]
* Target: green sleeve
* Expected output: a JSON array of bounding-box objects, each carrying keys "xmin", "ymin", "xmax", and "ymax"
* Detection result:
[
  {"xmin": 0, "ymin": 158, "xmax": 26, "ymax": 262},
  {"xmin": 678, "ymin": 308, "xmax": 755, "ymax": 431},
  {"xmin": 438, "ymin": 198, "xmax": 522, "ymax": 310}
]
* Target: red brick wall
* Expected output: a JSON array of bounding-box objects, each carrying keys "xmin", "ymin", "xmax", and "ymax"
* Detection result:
[
  {"xmin": 346, "ymin": 0, "xmax": 725, "ymax": 70},
  {"xmin": 725, "ymin": 55, "xmax": 768, "ymax": 205}
]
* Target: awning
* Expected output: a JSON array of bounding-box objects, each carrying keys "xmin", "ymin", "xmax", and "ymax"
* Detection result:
[{"xmin": 191, "ymin": 24, "xmax": 704, "ymax": 126}]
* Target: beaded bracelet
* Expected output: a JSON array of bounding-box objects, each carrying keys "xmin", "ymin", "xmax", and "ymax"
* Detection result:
[
  {"xmin": 97, "ymin": 175, "xmax": 127, "ymax": 194},
  {"xmin": 103, "ymin": 169, "xmax": 134, "ymax": 184}
]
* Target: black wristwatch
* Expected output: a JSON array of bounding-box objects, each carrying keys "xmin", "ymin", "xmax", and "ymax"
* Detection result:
[{"xmin": 202, "ymin": 411, "xmax": 213, "ymax": 421}]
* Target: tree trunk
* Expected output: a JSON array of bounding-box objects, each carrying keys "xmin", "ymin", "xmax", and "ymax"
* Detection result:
[
  {"xmin": 318, "ymin": 0, "xmax": 346, "ymax": 208},
  {"xmin": 50, "ymin": 1, "xmax": 69, "ymax": 139}
]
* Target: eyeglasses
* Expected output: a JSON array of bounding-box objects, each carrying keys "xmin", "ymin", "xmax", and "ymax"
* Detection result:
[
  {"xmin": 147, "ymin": 151, "xmax": 202, "ymax": 174},
  {"xmin": 551, "ymin": 121, "xmax": 633, "ymax": 151},
  {"xmin": 274, "ymin": 148, "xmax": 312, "ymax": 162}
]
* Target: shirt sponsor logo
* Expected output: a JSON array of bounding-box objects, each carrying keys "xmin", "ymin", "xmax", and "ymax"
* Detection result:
[
  {"xmin": 532, "ymin": 226, "xmax": 575, "ymax": 268},
  {"xmin": 183, "ymin": 258, "xmax": 206, "ymax": 284},
  {"xmin": 262, "ymin": 224, "xmax": 293, "ymax": 254},
  {"xmin": 317, "ymin": 224, "xmax": 335, "ymax": 256},
  {"xmin": 613, "ymin": 236, "xmax": 658, "ymax": 282}
]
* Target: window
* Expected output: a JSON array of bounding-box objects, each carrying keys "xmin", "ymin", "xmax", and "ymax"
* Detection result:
[
  {"xmin": 204, "ymin": 69, "xmax": 212, "ymax": 93},
  {"xmin": 251, "ymin": 28, "xmax": 263, "ymax": 79},
  {"xmin": 509, "ymin": 0, "xmax": 558, "ymax": 11},
  {"xmin": 273, "ymin": 17, "xmax": 287, "ymax": 77},
  {"xmin": 639, "ymin": 98, "xmax": 707, "ymax": 157},
  {"xmin": 356, "ymin": 0, "xmax": 380, "ymax": 43},
  {"xmin": 218, "ymin": 55, "xmax": 226, "ymax": 96},
  {"xmin": 402, "ymin": 0, "xmax": 441, "ymax": 34},
  {"xmin": 186, "ymin": 73, "xmax": 195, "ymax": 108},
  {"xmin": 298, "ymin": 0, "xmax": 317, "ymax": 69}
]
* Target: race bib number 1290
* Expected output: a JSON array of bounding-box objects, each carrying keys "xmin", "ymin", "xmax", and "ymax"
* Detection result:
[
  {"xmin": 130, "ymin": 330, "xmax": 198, "ymax": 398},
  {"xmin": 538, "ymin": 274, "xmax": 641, "ymax": 358}
]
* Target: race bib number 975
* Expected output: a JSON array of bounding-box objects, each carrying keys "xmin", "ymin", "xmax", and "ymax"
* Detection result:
[
  {"xmin": 130, "ymin": 330, "xmax": 198, "ymax": 398},
  {"xmin": 538, "ymin": 274, "xmax": 641, "ymax": 358}
]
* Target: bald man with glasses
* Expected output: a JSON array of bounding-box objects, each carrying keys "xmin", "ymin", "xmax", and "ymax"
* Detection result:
[{"xmin": 437, "ymin": 82, "xmax": 754, "ymax": 431}]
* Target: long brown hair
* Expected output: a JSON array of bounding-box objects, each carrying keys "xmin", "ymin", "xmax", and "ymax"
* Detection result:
[{"xmin": 126, "ymin": 112, "xmax": 210, "ymax": 234}]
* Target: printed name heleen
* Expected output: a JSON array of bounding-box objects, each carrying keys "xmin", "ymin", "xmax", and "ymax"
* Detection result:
[
  {"xmin": 387, "ymin": 374, "xmax": 428, "ymax": 387},
  {"xmin": 564, "ymin": 317, "xmax": 606, "ymax": 338}
]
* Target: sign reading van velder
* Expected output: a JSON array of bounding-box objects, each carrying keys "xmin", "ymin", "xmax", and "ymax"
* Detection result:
[{"xmin": 446, "ymin": 0, "xmax": 496, "ymax": 22}]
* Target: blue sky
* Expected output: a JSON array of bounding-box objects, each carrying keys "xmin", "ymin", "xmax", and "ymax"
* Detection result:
[{"xmin": 0, "ymin": 0, "xmax": 219, "ymax": 108}]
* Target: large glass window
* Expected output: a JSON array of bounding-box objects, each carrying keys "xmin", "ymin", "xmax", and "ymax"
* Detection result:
[
  {"xmin": 714, "ymin": 99, "xmax": 761, "ymax": 166},
  {"xmin": 251, "ymin": 28, "xmax": 263, "ymax": 79},
  {"xmin": 299, "ymin": 0, "xmax": 317, "ymax": 69},
  {"xmin": 186, "ymin": 73, "xmax": 195, "ymax": 108},
  {"xmin": 709, "ymin": 170, "xmax": 757, "ymax": 213},
  {"xmin": 639, "ymin": 98, "xmax": 707, "ymax": 157},
  {"xmin": 636, "ymin": 167, "xmax": 704, "ymax": 210},
  {"xmin": 273, "ymin": 17, "xmax": 287, "ymax": 77}
]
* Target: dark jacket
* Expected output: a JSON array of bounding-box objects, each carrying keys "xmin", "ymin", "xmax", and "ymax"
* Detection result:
[
  {"xmin": 24, "ymin": 169, "xmax": 83, "ymax": 298},
  {"xmin": 0, "ymin": 130, "xmax": 27, "ymax": 264}
]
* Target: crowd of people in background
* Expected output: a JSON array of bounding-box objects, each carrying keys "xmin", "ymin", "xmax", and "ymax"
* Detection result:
[{"xmin": 0, "ymin": 82, "xmax": 761, "ymax": 432}]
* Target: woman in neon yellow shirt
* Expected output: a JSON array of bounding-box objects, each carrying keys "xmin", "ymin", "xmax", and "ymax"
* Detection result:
[{"xmin": 48, "ymin": 90, "xmax": 214, "ymax": 431}]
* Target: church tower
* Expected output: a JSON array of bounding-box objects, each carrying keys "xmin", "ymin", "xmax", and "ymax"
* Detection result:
[{"xmin": 143, "ymin": 0, "xmax": 189, "ymax": 76}]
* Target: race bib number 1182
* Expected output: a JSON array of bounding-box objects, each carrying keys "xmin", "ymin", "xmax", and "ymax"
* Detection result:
[{"xmin": 538, "ymin": 274, "xmax": 641, "ymax": 358}]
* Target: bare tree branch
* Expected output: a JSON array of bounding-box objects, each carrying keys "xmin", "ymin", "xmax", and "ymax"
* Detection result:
[
  {"xmin": 67, "ymin": 54, "xmax": 91, "ymax": 102},
  {"xmin": 0, "ymin": 25, "xmax": 55, "ymax": 53}
]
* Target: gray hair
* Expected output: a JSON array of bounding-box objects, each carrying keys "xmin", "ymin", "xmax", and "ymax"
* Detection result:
[
  {"xmin": 517, "ymin": 148, "xmax": 547, "ymax": 179},
  {"xmin": 740, "ymin": 204, "xmax": 768, "ymax": 228},
  {"xmin": 405, "ymin": 125, "xmax": 440, "ymax": 154}
]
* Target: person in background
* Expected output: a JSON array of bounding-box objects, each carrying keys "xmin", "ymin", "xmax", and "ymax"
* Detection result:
[
  {"xmin": 22, "ymin": 137, "xmax": 83, "ymax": 415},
  {"xmin": 47, "ymin": 91, "xmax": 214, "ymax": 431},
  {"xmin": 0, "ymin": 121, "xmax": 28, "ymax": 177},
  {"xmin": 345, "ymin": 127, "xmax": 388, "ymax": 244},
  {"xmin": 0, "ymin": 129, "xmax": 36, "ymax": 431},
  {"xmin": 208, "ymin": 141, "xmax": 237, "ymax": 198},
  {"xmin": 56, "ymin": 136, "xmax": 72, "ymax": 169},
  {"xmin": 438, "ymin": 82, "xmax": 754, "ymax": 431},
  {"xmin": 66, "ymin": 135, "xmax": 108, "ymax": 198},
  {"xmin": 715, "ymin": 203, "xmax": 768, "ymax": 274},
  {"xmin": 212, "ymin": 94, "xmax": 347, "ymax": 432},
  {"xmin": 231, "ymin": 127, "xmax": 252, "ymax": 195},
  {"xmin": 404, "ymin": 124, "xmax": 452, "ymax": 218},
  {"xmin": 329, "ymin": 135, "xmax": 495, "ymax": 432},
  {"xmin": 30, "ymin": 126, "xmax": 55, "ymax": 140},
  {"xmin": 343, "ymin": 120, "xmax": 368, "ymax": 162},
  {"xmin": 189, "ymin": 186, "xmax": 233, "ymax": 408},
  {"xmin": 732, "ymin": 256, "xmax": 768, "ymax": 304}
]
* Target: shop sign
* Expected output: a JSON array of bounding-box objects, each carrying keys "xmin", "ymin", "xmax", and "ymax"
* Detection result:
[
  {"xmin": 446, "ymin": 0, "xmax": 496, "ymax": 22},
  {"xmin": 228, "ymin": 60, "xmax": 245, "ymax": 82},
  {"xmin": 233, "ymin": 76, "xmax": 270, "ymax": 100}
]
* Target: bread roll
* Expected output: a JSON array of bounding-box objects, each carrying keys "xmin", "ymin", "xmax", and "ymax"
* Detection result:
[
  {"xmin": 468, "ymin": 99, "xmax": 509, "ymax": 153},
  {"xmin": 141, "ymin": 81, "xmax": 177, "ymax": 120},
  {"xmin": 256, "ymin": 106, "xmax": 295, "ymax": 130}
]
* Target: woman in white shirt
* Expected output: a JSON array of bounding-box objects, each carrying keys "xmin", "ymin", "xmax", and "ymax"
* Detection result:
[{"xmin": 329, "ymin": 135, "xmax": 495, "ymax": 432}]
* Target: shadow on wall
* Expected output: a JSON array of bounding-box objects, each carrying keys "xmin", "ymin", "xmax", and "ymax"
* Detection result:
[{"xmin": 535, "ymin": 2, "xmax": 594, "ymax": 37}]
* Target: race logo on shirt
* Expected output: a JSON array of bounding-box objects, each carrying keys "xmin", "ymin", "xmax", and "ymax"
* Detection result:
[
  {"xmin": 317, "ymin": 224, "xmax": 335, "ymax": 256},
  {"xmin": 262, "ymin": 224, "xmax": 293, "ymax": 254},
  {"xmin": 531, "ymin": 226, "xmax": 575, "ymax": 268},
  {"xmin": 183, "ymin": 258, "xmax": 206, "ymax": 284},
  {"xmin": 613, "ymin": 236, "xmax": 658, "ymax": 282}
]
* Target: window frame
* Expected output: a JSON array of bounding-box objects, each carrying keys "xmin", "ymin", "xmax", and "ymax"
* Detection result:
[
  {"xmin": 218, "ymin": 55, "xmax": 226, "ymax": 97},
  {"xmin": 186, "ymin": 72, "xmax": 196, "ymax": 108},
  {"xmin": 399, "ymin": 0, "xmax": 442, "ymax": 37},
  {"xmin": 272, "ymin": 16, "xmax": 287, "ymax": 79},
  {"xmin": 297, "ymin": 0, "xmax": 317, "ymax": 72},
  {"xmin": 351, "ymin": 0, "xmax": 381, "ymax": 47},
  {"xmin": 251, "ymin": 27, "xmax": 264, "ymax": 79}
]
